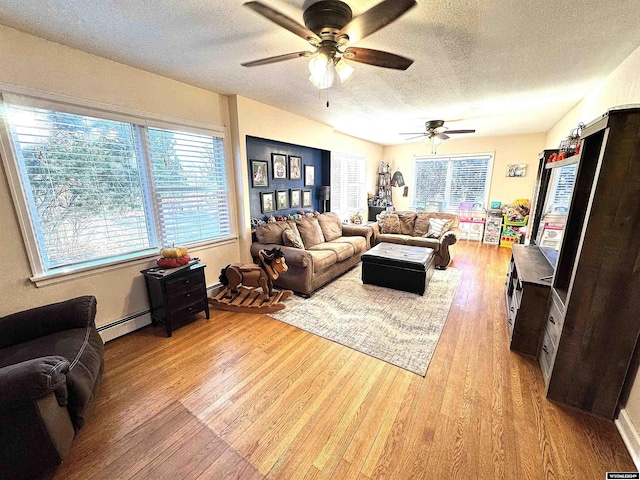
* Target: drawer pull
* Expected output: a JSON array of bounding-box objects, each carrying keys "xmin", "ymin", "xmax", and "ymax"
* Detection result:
[
  {"xmin": 184, "ymin": 279, "xmax": 191, "ymax": 284},
  {"xmin": 542, "ymin": 345, "xmax": 549, "ymax": 355},
  {"xmin": 185, "ymin": 293, "xmax": 191, "ymax": 298},
  {"xmin": 509, "ymin": 306, "xmax": 514, "ymax": 312},
  {"xmin": 549, "ymin": 316, "xmax": 555, "ymax": 325}
]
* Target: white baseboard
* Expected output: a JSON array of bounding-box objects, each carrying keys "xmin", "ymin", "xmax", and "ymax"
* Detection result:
[
  {"xmin": 97, "ymin": 284, "xmax": 223, "ymax": 343},
  {"xmin": 616, "ymin": 408, "xmax": 640, "ymax": 471},
  {"xmin": 98, "ymin": 311, "xmax": 152, "ymax": 343}
]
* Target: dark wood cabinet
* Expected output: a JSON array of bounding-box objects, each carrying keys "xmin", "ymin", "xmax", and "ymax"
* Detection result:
[
  {"xmin": 541, "ymin": 107, "xmax": 640, "ymax": 418},
  {"xmin": 141, "ymin": 263, "xmax": 210, "ymax": 337},
  {"xmin": 505, "ymin": 244, "xmax": 553, "ymax": 356}
]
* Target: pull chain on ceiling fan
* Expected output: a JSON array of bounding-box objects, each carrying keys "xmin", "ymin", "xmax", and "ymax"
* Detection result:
[{"xmin": 242, "ymin": 0, "xmax": 417, "ymax": 89}]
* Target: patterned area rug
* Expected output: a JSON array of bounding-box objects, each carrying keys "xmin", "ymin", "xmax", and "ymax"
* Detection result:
[{"xmin": 269, "ymin": 264, "xmax": 462, "ymax": 376}]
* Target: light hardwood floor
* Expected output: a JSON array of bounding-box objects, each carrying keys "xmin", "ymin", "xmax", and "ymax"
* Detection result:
[{"xmin": 50, "ymin": 241, "xmax": 636, "ymax": 479}]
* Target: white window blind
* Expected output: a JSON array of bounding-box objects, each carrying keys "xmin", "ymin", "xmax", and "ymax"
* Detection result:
[
  {"xmin": 147, "ymin": 127, "xmax": 230, "ymax": 245},
  {"xmin": 2, "ymin": 100, "xmax": 230, "ymax": 276},
  {"xmin": 6, "ymin": 104, "xmax": 152, "ymax": 269},
  {"xmin": 550, "ymin": 163, "xmax": 577, "ymax": 209},
  {"xmin": 331, "ymin": 152, "xmax": 366, "ymax": 216},
  {"xmin": 413, "ymin": 154, "xmax": 493, "ymax": 209}
]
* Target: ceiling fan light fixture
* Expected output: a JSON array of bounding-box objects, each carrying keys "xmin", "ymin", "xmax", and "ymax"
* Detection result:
[
  {"xmin": 432, "ymin": 136, "xmax": 443, "ymax": 146},
  {"xmin": 335, "ymin": 58, "xmax": 354, "ymax": 83},
  {"xmin": 308, "ymin": 53, "xmax": 336, "ymax": 89}
]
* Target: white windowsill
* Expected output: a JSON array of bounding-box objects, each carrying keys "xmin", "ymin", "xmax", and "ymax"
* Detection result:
[{"xmin": 30, "ymin": 236, "xmax": 238, "ymax": 287}]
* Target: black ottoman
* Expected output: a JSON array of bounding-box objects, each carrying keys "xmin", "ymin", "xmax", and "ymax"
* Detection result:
[{"xmin": 361, "ymin": 243, "xmax": 435, "ymax": 295}]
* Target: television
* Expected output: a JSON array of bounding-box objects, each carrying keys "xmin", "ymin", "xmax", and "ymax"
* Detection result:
[{"xmin": 530, "ymin": 157, "xmax": 579, "ymax": 267}]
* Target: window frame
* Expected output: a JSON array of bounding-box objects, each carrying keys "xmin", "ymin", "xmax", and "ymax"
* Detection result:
[
  {"xmin": 0, "ymin": 88, "xmax": 235, "ymax": 286},
  {"xmin": 411, "ymin": 152, "xmax": 494, "ymax": 210},
  {"xmin": 330, "ymin": 151, "xmax": 367, "ymax": 218}
]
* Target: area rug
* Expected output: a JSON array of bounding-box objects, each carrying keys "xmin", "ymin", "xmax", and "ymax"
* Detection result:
[{"xmin": 269, "ymin": 264, "xmax": 462, "ymax": 376}]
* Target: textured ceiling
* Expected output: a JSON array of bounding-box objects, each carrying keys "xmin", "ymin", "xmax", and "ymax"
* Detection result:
[{"xmin": 1, "ymin": 0, "xmax": 640, "ymax": 145}]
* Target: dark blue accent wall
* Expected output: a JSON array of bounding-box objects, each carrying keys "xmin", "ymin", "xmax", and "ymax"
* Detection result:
[{"xmin": 247, "ymin": 136, "xmax": 330, "ymax": 222}]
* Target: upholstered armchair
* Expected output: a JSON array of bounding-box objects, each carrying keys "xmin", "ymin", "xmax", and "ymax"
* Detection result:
[{"xmin": 0, "ymin": 296, "xmax": 104, "ymax": 479}]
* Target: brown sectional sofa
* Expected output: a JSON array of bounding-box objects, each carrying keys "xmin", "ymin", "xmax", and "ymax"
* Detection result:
[
  {"xmin": 370, "ymin": 211, "xmax": 460, "ymax": 269},
  {"xmin": 250, "ymin": 213, "xmax": 372, "ymax": 296}
]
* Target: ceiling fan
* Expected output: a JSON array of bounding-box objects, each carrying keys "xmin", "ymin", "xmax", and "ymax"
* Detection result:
[
  {"xmin": 242, "ymin": 0, "xmax": 417, "ymax": 89},
  {"xmin": 400, "ymin": 120, "xmax": 476, "ymax": 150}
]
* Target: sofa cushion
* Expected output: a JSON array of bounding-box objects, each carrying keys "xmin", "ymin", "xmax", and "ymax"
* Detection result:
[
  {"xmin": 317, "ymin": 213, "xmax": 343, "ymax": 242},
  {"xmin": 306, "ymin": 249, "xmax": 337, "ymax": 273},
  {"xmin": 425, "ymin": 218, "xmax": 453, "ymax": 238},
  {"xmin": 376, "ymin": 233, "xmax": 412, "ymax": 245},
  {"xmin": 330, "ymin": 236, "xmax": 367, "ymax": 254},
  {"xmin": 406, "ymin": 236, "xmax": 441, "ymax": 250},
  {"xmin": 377, "ymin": 213, "xmax": 401, "ymax": 234},
  {"xmin": 413, "ymin": 213, "xmax": 433, "ymax": 237},
  {"xmin": 296, "ymin": 217, "xmax": 326, "ymax": 248},
  {"xmin": 308, "ymin": 241, "xmax": 354, "ymax": 262},
  {"xmin": 397, "ymin": 211, "xmax": 417, "ymax": 235},
  {"xmin": 282, "ymin": 228, "xmax": 305, "ymax": 249},
  {"xmin": 255, "ymin": 221, "xmax": 290, "ymax": 245}
]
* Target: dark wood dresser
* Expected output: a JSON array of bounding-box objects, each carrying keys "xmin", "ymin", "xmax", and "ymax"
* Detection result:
[
  {"xmin": 505, "ymin": 244, "xmax": 553, "ymax": 356},
  {"xmin": 141, "ymin": 262, "xmax": 209, "ymax": 337}
]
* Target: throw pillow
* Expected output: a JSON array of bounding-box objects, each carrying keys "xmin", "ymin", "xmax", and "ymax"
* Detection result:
[
  {"xmin": 317, "ymin": 212, "xmax": 342, "ymax": 242},
  {"xmin": 424, "ymin": 218, "xmax": 453, "ymax": 238},
  {"xmin": 282, "ymin": 228, "xmax": 305, "ymax": 249},
  {"xmin": 295, "ymin": 216, "xmax": 326, "ymax": 248},
  {"xmin": 377, "ymin": 213, "xmax": 401, "ymax": 234},
  {"xmin": 397, "ymin": 211, "xmax": 417, "ymax": 235},
  {"xmin": 255, "ymin": 221, "xmax": 288, "ymax": 245}
]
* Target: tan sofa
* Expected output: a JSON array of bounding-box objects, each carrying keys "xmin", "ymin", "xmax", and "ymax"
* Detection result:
[
  {"xmin": 250, "ymin": 213, "xmax": 372, "ymax": 296},
  {"xmin": 370, "ymin": 211, "xmax": 460, "ymax": 269}
]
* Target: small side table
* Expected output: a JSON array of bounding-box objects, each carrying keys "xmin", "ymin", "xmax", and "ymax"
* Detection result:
[{"xmin": 141, "ymin": 263, "xmax": 210, "ymax": 337}]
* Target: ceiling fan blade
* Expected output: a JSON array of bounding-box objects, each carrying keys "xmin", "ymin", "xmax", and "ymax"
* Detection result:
[
  {"xmin": 437, "ymin": 133, "xmax": 450, "ymax": 140},
  {"xmin": 337, "ymin": 0, "xmax": 417, "ymax": 44},
  {"xmin": 244, "ymin": 1, "xmax": 320, "ymax": 43},
  {"xmin": 241, "ymin": 51, "xmax": 311, "ymax": 67},
  {"xmin": 403, "ymin": 135, "xmax": 426, "ymax": 141},
  {"xmin": 446, "ymin": 129, "xmax": 476, "ymax": 134},
  {"xmin": 343, "ymin": 47, "xmax": 413, "ymax": 70}
]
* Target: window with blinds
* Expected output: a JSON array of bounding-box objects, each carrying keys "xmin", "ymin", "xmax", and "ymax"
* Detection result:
[
  {"xmin": 330, "ymin": 152, "xmax": 366, "ymax": 216},
  {"xmin": 2, "ymin": 100, "xmax": 230, "ymax": 276},
  {"xmin": 550, "ymin": 163, "xmax": 577, "ymax": 208},
  {"xmin": 413, "ymin": 154, "xmax": 493, "ymax": 209}
]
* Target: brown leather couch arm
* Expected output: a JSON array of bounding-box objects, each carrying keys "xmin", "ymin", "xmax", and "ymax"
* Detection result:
[
  {"xmin": 250, "ymin": 243, "xmax": 310, "ymax": 268},
  {"xmin": 368, "ymin": 222, "xmax": 380, "ymax": 245},
  {"xmin": 342, "ymin": 224, "xmax": 373, "ymax": 246}
]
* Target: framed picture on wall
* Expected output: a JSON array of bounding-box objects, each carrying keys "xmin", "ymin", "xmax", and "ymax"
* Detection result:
[
  {"xmin": 506, "ymin": 164, "xmax": 527, "ymax": 177},
  {"xmin": 277, "ymin": 190, "xmax": 289, "ymax": 210},
  {"xmin": 272, "ymin": 153, "xmax": 287, "ymax": 179},
  {"xmin": 251, "ymin": 160, "xmax": 269, "ymax": 188},
  {"xmin": 290, "ymin": 188, "xmax": 301, "ymax": 208},
  {"xmin": 260, "ymin": 191, "xmax": 275, "ymax": 213},
  {"xmin": 289, "ymin": 155, "xmax": 302, "ymax": 180},
  {"xmin": 304, "ymin": 164, "xmax": 315, "ymax": 186},
  {"xmin": 302, "ymin": 189, "xmax": 312, "ymax": 207}
]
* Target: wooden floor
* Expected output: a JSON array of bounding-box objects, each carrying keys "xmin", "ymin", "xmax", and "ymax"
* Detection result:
[{"xmin": 51, "ymin": 242, "xmax": 636, "ymax": 479}]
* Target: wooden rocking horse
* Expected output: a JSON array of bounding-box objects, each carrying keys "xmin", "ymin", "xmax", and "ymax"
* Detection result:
[{"xmin": 209, "ymin": 247, "xmax": 293, "ymax": 313}]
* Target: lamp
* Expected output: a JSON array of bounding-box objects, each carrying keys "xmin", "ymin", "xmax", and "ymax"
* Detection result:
[
  {"xmin": 318, "ymin": 186, "xmax": 331, "ymax": 212},
  {"xmin": 308, "ymin": 52, "xmax": 354, "ymax": 90}
]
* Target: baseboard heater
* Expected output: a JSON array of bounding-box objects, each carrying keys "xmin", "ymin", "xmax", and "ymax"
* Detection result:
[{"xmin": 97, "ymin": 284, "xmax": 223, "ymax": 343}]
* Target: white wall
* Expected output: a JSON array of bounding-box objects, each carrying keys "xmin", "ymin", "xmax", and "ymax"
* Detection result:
[
  {"xmin": 382, "ymin": 133, "xmax": 546, "ymax": 211},
  {"xmin": 0, "ymin": 25, "xmax": 240, "ymax": 327}
]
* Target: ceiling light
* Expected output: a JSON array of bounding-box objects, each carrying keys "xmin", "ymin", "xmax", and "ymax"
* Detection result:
[
  {"xmin": 308, "ymin": 53, "xmax": 353, "ymax": 90},
  {"xmin": 432, "ymin": 136, "xmax": 443, "ymax": 146}
]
